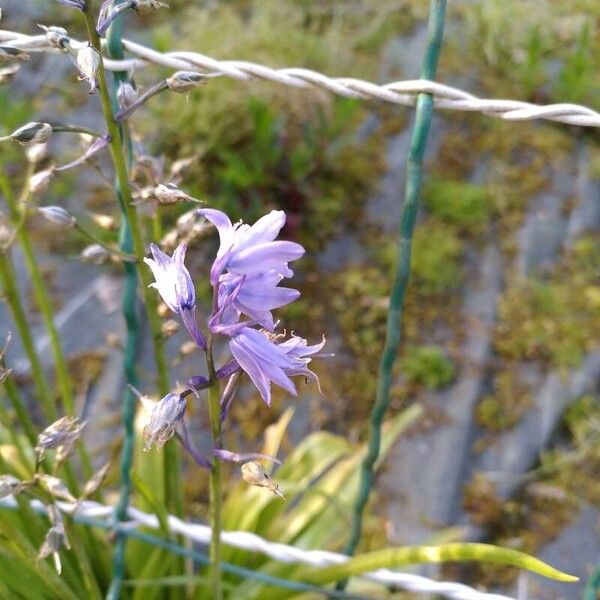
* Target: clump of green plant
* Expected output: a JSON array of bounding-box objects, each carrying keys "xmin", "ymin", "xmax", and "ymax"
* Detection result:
[
  {"xmin": 475, "ymin": 371, "xmax": 533, "ymax": 432},
  {"xmin": 410, "ymin": 223, "xmax": 464, "ymax": 294},
  {"xmin": 399, "ymin": 345, "xmax": 455, "ymax": 389},
  {"xmin": 147, "ymin": 1, "xmax": 384, "ymax": 250},
  {"xmin": 541, "ymin": 394, "xmax": 600, "ymax": 505},
  {"xmin": 494, "ymin": 236, "xmax": 600, "ymax": 369},
  {"xmin": 424, "ymin": 178, "xmax": 491, "ymax": 234}
]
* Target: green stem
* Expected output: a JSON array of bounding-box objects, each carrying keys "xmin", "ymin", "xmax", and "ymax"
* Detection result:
[
  {"xmin": 206, "ymin": 338, "xmax": 222, "ymax": 600},
  {"xmin": 2, "ymin": 372, "xmax": 38, "ymax": 447},
  {"xmin": 343, "ymin": 0, "xmax": 447, "ymax": 561},
  {"xmin": 50, "ymin": 124, "xmax": 105, "ymax": 138},
  {"xmin": 74, "ymin": 222, "xmax": 136, "ymax": 261},
  {"xmin": 81, "ymin": 4, "xmax": 181, "ymax": 597},
  {"xmin": 0, "ymin": 170, "xmax": 75, "ymax": 417},
  {"xmin": 1, "ymin": 171, "xmax": 93, "ymax": 479},
  {"xmin": 0, "ymin": 250, "xmax": 56, "ymax": 420}
]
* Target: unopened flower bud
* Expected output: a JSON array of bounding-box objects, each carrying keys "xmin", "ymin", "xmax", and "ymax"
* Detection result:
[
  {"xmin": 154, "ymin": 182, "xmax": 194, "ymax": 204},
  {"xmin": 25, "ymin": 142, "xmax": 48, "ymax": 163},
  {"xmin": 116, "ymin": 81, "xmax": 138, "ymax": 110},
  {"xmin": 166, "ymin": 71, "xmax": 205, "ymax": 93},
  {"xmin": 80, "ymin": 243, "xmax": 110, "ymax": 264},
  {"xmin": 7, "ymin": 122, "xmax": 53, "ymax": 145},
  {"xmin": 159, "ymin": 229, "xmax": 179, "ymax": 251},
  {"xmin": 133, "ymin": 0, "xmax": 169, "ymax": 15},
  {"xmin": 180, "ymin": 340, "xmax": 197, "ymax": 356},
  {"xmin": 38, "ymin": 206, "xmax": 76, "ymax": 228},
  {"xmin": 0, "ymin": 64, "xmax": 21, "ymax": 84},
  {"xmin": 0, "ymin": 45, "xmax": 30, "ymax": 61},
  {"xmin": 241, "ymin": 461, "xmax": 285, "ymax": 499},
  {"xmin": 39, "ymin": 25, "xmax": 70, "ymax": 50},
  {"xmin": 142, "ymin": 392, "xmax": 186, "ymax": 451},
  {"xmin": 75, "ymin": 45, "xmax": 100, "ymax": 94},
  {"xmin": 29, "ymin": 166, "xmax": 55, "ymax": 194}
]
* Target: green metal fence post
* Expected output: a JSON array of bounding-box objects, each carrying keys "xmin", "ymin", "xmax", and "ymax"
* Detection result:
[{"xmin": 342, "ymin": 0, "xmax": 447, "ymax": 563}]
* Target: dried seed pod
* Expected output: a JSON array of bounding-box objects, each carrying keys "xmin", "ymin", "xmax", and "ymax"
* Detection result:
[
  {"xmin": 80, "ymin": 243, "xmax": 110, "ymax": 264},
  {"xmin": 166, "ymin": 71, "xmax": 205, "ymax": 93},
  {"xmin": 8, "ymin": 122, "xmax": 53, "ymax": 145},
  {"xmin": 133, "ymin": 0, "xmax": 169, "ymax": 15},
  {"xmin": 25, "ymin": 142, "xmax": 48, "ymax": 164},
  {"xmin": 81, "ymin": 462, "xmax": 110, "ymax": 499},
  {"xmin": 91, "ymin": 213, "xmax": 116, "ymax": 230},
  {"xmin": 117, "ymin": 81, "xmax": 138, "ymax": 110},
  {"xmin": 38, "ymin": 25, "xmax": 70, "ymax": 50},
  {"xmin": 29, "ymin": 166, "xmax": 55, "ymax": 194},
  {"xmin": 38, "ymin": 506, "xmax": 70, "ymax": 574},
  {"xmin": 75, "ymin": 45, "xmax": 100, "ymax": 93},
  {"xmin": 142, "ymin": 393, "xmax": 186, "ymax": 451},
  {"xmin": 36, "ymin": 416, "xmax": 86, "ymax": 463},
  {"xmin": 241, "ymin": 461, "xmax": 285, "ymax": 499},
  {"xmin": 0, "ymin": 474, "xmax": 28, "ymax": 498},
  {"xmin": 161, "ymin": 319, "xmax": 179, "ymax": 337},
  {"xmin": 36, "ymin": 475, "xmax": 77, "ymax": 503},
  {"xmin": 154, "ymin": 182, "xmax": 195, "ymax": 205},
  {"xmin": 38, "ymin": 206, "xmax": 76, "ymax": 228}
]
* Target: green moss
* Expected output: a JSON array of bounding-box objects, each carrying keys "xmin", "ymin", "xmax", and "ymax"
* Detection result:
[
  {"xmin": 410, "ymin": 223, "xmax": 464, "ymax": 294},
  {"xmin": 399, "ymin": 345, "xmax": 455, "ymax": 389},
  {"xmin": 494, "ymin": 237, "xmax": 600, "ymax": 369},
  {"xmin": 146, "ymin": 1, "xmax": 384, "ymax": 251},
  {"xmin": 424, "ymin": 178, "xmax": 491, "ymax": 234},
  {"xmin": 475, "ymin": 371, "xmax": 532, "ymax": 432}
]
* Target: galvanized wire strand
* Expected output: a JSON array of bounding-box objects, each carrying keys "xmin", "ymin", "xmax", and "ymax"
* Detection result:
[
  {"xmin": 0, "ymin": 496, "xmax": 515, "ymax": 600},
  {"xmin": 0, "ymin": 29, "xmax": 599, "ymax": 127}
]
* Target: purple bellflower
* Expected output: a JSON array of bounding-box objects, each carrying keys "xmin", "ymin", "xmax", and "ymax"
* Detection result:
[
  {"xmin": 197, "ymin": 209, "xmax": 304, "ymax": 285},
  {"xmin": 229, "ymin": 327, "xmax": 325, "ymax": 406},
  {"xmin": 144, "ymin": 243, "xmax": 206, "ymax": 348},
  {"xmin": 198, "ymin": 208, "xmax": 303, "ymax": 334}
]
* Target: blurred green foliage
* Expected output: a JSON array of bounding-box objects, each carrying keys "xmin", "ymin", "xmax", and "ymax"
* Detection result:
[
  {"xmin": 424, "ymin": 178, "xmax": 490, "ymax": 234},
  {"xmin": 399, "ymin": 345, "xmax": 455, "ymax": 389},
  {"xmin": 494, "ymin": 236, "xmax": 600, "ymax": 369}
]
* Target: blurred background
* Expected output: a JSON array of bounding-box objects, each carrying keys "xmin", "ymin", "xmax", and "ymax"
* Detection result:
[{"xmin": 1, "ymin": 1, "xmax": 599, "ymax": 598}]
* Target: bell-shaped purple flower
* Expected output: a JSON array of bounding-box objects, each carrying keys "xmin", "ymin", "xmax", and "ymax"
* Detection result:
[
  {"xmin": 216, "ymin": 270, "xmax": 300, "ymax": 331},
  {"xmin": 198, "ymin": 208, "xmax": 304, "ymax": 285},
  {"xmin": 144, "ymin": 243, "xmax": 195, "ymax": 314},
  {"xmin": 144, "ymin": 243, "xmax": 206, "ymax": 348},
  {"xmin": 229, "ymin": 327, "xmax": 326, "ymax": 406}
]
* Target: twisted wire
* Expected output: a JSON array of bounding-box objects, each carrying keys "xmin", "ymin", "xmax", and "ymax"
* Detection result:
[
  {"xmin": 0, "ymin": 29, "xmax": 599, "ymax": 127},
  {"xmin": 0, "ymin": 497, "xmax": 514, "ymax": 600}
]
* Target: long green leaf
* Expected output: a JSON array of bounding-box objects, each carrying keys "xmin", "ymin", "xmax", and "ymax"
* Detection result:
[{"xmin": 300, "ymin": 543, "xmax": 578, "ymax": 585}]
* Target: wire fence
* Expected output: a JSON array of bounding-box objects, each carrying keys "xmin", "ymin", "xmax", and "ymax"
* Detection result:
[
  {"xmin": 0, "ymin": 496, "xmax": 516, "ymax": 600},
  {"xmin": 0, "ymin": 3, "xmax": 597, "ymax": 599},
  {"xmin": 1, "ymin": 30, "xmax": 600, "ymax": 127}
]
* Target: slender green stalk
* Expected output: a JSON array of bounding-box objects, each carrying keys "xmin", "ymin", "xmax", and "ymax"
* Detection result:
[
  {"xmin": 0, "ymin": 250, "xmax": 56, "ymax": 420},
  {"xmin": 81, "ymin": 4, "xmax": 181, "ymax": 597},
  {"xmin": 0, "ymin": 170, "xmax": 75, "ymax": 417},
  {"xmin": 2, "ymin": 371, "xmax": 38, "ymax": 447},
  {"xmin": 74, "ymin": 222, "xmax": 136, "ymax": 261},
  {"xmin": 51, "ymin": 124, "xmax": 105, "ymax": 138},
  {"xmin": 342, "ymin": 0, "xmax": 447, "ymax": 562},
  {"xmin": 205, "ymin": 338, "xmax": 223, "ymax": 600}
]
